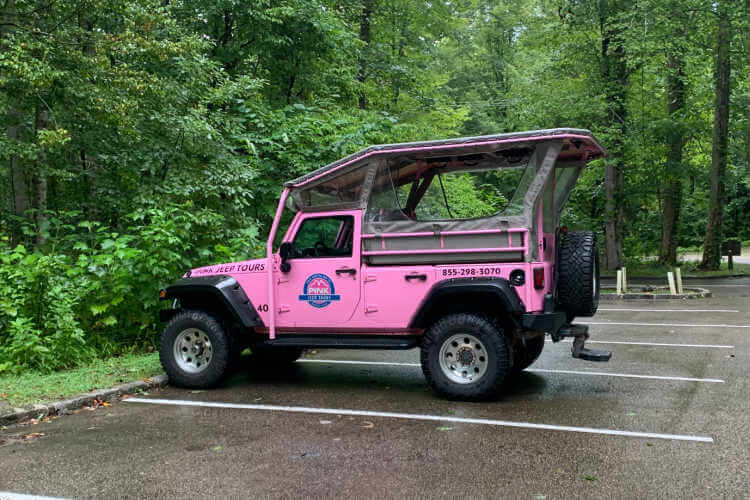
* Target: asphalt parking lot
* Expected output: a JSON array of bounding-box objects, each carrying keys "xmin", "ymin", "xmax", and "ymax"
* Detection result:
[{"xmin": 1, "ymin": 277, "xmax": 749, "ymax": 499}]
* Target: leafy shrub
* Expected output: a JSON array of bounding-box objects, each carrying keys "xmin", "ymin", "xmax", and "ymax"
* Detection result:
[
  {"xmin": 0, "ymin": 246, "xmax": 92, "ymax": 372},
  {"xmin": 0, "ymin": 204, "xmax": 261, "ymax": 373}
]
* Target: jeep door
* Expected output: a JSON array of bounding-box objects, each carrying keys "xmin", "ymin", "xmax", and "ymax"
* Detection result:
[{"xmin": 275, "ymin": 211, "xmax": 362, "ymax": 327}]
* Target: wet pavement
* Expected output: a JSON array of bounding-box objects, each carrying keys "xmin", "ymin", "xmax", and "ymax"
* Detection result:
[{"xmin": 1, "ymin": 278, "xmax": 749, "ymax": 498}]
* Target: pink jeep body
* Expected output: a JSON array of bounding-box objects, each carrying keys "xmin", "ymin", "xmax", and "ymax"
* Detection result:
[{"xmin": 160, "ymin": 129, "xmax": 609, "ymax": 398}]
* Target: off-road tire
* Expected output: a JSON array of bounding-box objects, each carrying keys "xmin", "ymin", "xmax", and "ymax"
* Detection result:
[
  {"xmin": 557, "ymin": 230, "xmax": 600, "ymax": 321},
  {"xmin": 512, "ymin": 334, "xmax": 545, "ymax": 373},
  {"xmin": 251, "ymin": 345, "xmax": 305, "ymax": 367},
  {"xmin": 420, "ymin": 313, "xmax": 511, "ymax": 401},
  {"xmin": 160, "ymin": 309, "xmax": 231, "ymax": 388}
]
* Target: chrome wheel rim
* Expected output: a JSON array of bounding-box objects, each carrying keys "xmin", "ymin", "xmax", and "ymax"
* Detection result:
[
  {"xmin": 438, "ymin": 333, "xmax": 489, "ymax": 384},
  {"xmin": 173, "ymin": 328, "xmax": 212, "ymax": 374}
]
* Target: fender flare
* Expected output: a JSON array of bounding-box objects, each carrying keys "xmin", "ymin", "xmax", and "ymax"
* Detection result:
[
  {"xmin": 409, "ymin": 277, "xmax": 525, "ymax": 329},
  {"xmin": 160, "ymin": 275, "xmax": 263, "ymax": 328}
]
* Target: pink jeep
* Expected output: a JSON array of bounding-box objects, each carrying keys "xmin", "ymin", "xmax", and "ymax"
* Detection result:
[{"xmin": 158, "ymin": 128, "xmax": 610, "ymax": 400}]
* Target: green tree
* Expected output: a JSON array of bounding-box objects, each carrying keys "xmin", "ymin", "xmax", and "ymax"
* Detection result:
[{"xmin": 701, "ymin": 0, "xmax": 732, "ymax": 269}]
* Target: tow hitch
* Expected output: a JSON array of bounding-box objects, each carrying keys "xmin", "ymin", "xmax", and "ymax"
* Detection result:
[{"xmin": 553, "ymin": 324, "xmax": 612, "ymax": 362}]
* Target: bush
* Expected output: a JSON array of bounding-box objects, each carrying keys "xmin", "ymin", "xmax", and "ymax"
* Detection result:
[
  {"xmin": 0, "ymin": 204, "xmax": 261, "ymax": 374},
  {"xmin": 0, "ymin": 246, "xmax": 92, "ymax": 372}
]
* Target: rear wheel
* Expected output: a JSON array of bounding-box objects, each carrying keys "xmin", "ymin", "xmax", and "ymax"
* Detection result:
[
  {"xmin": 160, "ymin": 310, "xmax": 231, "ymax": 388},
  {"xmin": 420, "ymin": 313, "xmax": 510, "ymax": 401}
]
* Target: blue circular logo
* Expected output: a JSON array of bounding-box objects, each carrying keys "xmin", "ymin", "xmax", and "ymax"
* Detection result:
[{"xmin": 298, "ymin": 273, "xmax": 341, "ymax": 308}]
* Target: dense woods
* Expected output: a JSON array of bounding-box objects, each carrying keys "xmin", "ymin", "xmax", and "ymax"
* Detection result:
[{"xmin": 1, "ymin": 0, "xmax": 749, "ymax": 372}]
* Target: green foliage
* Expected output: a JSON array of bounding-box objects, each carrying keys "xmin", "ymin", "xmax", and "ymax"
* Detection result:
[
  {"xmin": 0, "ymin": 245, "xmax": 91, "ymax": 372},
  {"xmin": 0, "ymin": 206, "xmax": 261, "ymax": 373},
  {"xmin": 409, "ymin": 172, "xmax": 511, "ymax": 220}
]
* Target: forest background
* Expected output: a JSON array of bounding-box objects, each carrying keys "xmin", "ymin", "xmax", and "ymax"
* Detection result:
[{"xmin": 1, "ymin": 0, "xmax": 749, "ymax": 373}]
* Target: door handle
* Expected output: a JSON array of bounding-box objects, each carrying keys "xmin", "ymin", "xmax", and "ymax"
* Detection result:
[
  {"xmin": 335, "ymin": 268, "xmax": 357, "ymax": 276},
  {"xmin": 405, "ymin": 274, "xmax": 427, "ymax": 281}
]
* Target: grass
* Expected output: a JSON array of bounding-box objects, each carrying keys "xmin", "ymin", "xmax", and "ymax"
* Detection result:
[
  {"xmin": 602, "ymin": 260, "xmax": 750, "ymax": 278},
  {"xmin": 676, "ymin": 245, "xmax": 702, "ymax": 253},
  {"xmin": 0, "ymin": 353, "xmax": 162, "ymax": 408}
]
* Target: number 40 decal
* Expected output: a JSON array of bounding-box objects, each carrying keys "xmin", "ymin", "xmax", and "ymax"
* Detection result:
[{"xmin": 257, "ymin": 304, "xmax": 269, "ymax": 312}]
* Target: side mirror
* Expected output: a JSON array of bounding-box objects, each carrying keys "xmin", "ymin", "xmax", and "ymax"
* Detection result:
[{"xmin": 279, "ymin": 242, "xmax": 293, "ymax": 273}]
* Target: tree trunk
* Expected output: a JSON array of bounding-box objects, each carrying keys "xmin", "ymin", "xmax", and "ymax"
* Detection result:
[
  {"xmin": 600, "ymin": 13, "xmax": 628, "ymax": 270},
  {"xmin": 34, "ymin": 105, "xmax": 48, "ymax": 245},
  {"xmin": 357, "ymin": 0, "xmax": 372, "ymax": 109},
  {"xmin": 285, "ymin": 56, "xmax": 300, "ymax": 104},
  {"xmin": 604, "ymin": 159, "xmax": 623, "ymax": 269},
  {"xmin": 286, "ymin": 73, "xmax": 296, "ymax": 104},
  {"xmin": 3, "ymin": 0, "xmax": 30, "ymax": 243},
  {"xmin": 392, "ymin": 16, "xmax": 407, "ymax": 108},
  {"xmin": 658, "ymin": 52, "xmax": 686, "ymax": 266},
  {"xmin": 701, "ymin": 4, "xmax": 731, "ymax": 270},
  {"xmin": 8, "ymin": 117, "xmax": 29, "ymax": 218},
  {"xmin": 78, "ymin": 15, "xmax": 97, "ymax": 219}
]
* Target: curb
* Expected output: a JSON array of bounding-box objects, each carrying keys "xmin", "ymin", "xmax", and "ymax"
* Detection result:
[
  {"xmin": 602, "ymin": 274, "xmax": 747, "ymax": 281},
  {"xmin": 600, "ymin": 287, "xmax": 712, "ymax": 301},
  {"xmin": 0, "ymin": 374, "xmax": 168, "ymax": 427}
]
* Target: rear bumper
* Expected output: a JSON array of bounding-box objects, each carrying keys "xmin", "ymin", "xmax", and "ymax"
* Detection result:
[{"xmin": 521, "ymin": 311, "xmax": 567, "ymax": 334}]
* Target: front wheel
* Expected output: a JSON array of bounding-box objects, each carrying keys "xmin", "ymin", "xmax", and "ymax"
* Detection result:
[
  {"xmin": 420, "ymin": 313, "xmax": 511, "ymax": 401},
  {"xmin": 159, "ymin": 310, "xmax": 231, "ymax": 388}
]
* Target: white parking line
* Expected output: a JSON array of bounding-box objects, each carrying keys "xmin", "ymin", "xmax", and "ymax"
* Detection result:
[
  {"xmin": 124, "ymin": 397, "xmax": 713, "ymax": 443},
  {"xmin": 0, "ymin": 494, "xmax": 67, "ymax": 500},
  {"xmin": 580, "ymin": 321, "xmax": 750, "ymax": 328},
  {"xmin": 297, "ymin": 359, "xmax": 725, "ymax": 383},
  {"xmin": 527, "ymin": 368, "xmax": 724, "ymax": 383},
  {"xmin": 689, "ymin": 284, "xmax": 749, "ymax": 287},
  {"xmin": 598, "ymin": 308, "xmax": 739, "ymax": 313},
  {"xmin": 545, "ymin": 339, "xmax": 734, "ymax": 349}
]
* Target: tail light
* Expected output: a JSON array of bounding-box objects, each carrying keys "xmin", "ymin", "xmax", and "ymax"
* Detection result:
[{"xmin": 533, "ymin": 268, "xmax": 545, "ymax": 289}]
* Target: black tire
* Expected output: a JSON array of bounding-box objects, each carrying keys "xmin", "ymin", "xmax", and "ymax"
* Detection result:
[
  {"xmin": 512, "ymin": 334, "xmax": 545, "ymax": 373},
  {"xmin": 420, "ymin": 313, "xmax": 511, "ymax": 401},
  {"xmin": 250, "ymin": 345, "xmax": 304, "ymax": 366},
  {"xmin": 159, "ymin": 309, "xmax": 231, "ymax": 388},
  {"xmin": 557, "ymin": 230, "xmax": 600, "ymax": 321}
]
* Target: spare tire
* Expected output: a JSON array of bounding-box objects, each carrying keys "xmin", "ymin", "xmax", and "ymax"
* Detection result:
[{"xmin": 557, "ymin": 231, "xmax": 600, "ymax": 321}]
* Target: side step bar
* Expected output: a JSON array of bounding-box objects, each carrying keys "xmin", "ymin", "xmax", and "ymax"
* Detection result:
[
  {"xmin": 264, "ymin": 335, "xmax": 419, "ymax": 350},
  {"xmin": 554, "ymin": 324, "xmax": 612, "ymax": 362}
]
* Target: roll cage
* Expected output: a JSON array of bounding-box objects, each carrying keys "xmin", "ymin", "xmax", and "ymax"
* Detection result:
[{"xmin": 265, "ymin": 128, "xmax": 606, "ymax": 338}]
